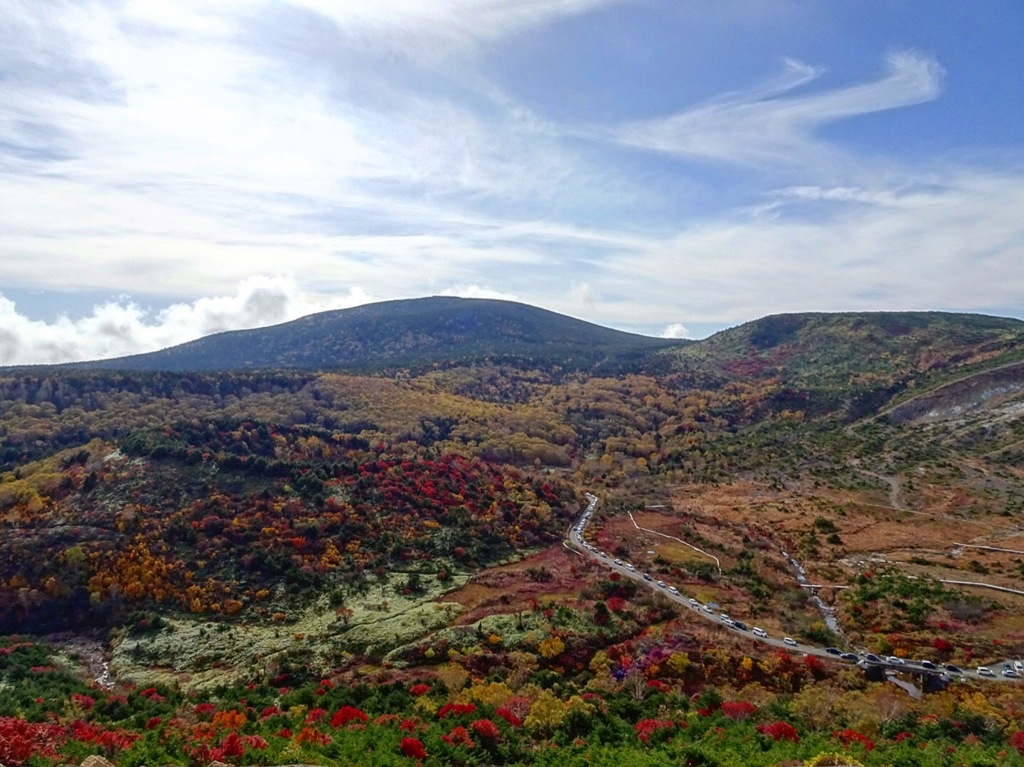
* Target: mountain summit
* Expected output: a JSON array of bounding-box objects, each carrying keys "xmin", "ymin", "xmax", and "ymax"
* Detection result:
[{"xmin": 69, "ymin": 296, "xmax": 685, "ymax": 372}]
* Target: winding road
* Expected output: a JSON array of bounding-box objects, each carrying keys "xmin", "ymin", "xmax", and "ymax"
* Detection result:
[{"xmin": 567, "ymin": 494, "xmax": 1021, "ymax": 686}]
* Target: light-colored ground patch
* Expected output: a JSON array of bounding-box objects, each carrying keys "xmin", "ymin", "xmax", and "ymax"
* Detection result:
[{"xmin": 110, "ymin": 572, "xmax": 469, "ymax": 690}]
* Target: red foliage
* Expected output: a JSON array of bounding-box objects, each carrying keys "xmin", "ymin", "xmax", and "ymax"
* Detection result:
[
  {"xmin": 495, "ymin": 707, "xmax": 523, "ymax": 728},
  {"xmin": 634, "ymin": 718, "xmax": 674, "ymax": 744},
  {"xmin": 0, "ymin": 717, "xmax": 66, "ymax": 765},
  {"xmin": 442, "ymin": 725, "xmax": 475, "ymax": 748},
  {"xmin": 220, "ymin": 731, "xmax": 246, "ymax": 758},
  {"xmin": 409, "ymin": 683, "xmax": 431, "ymax": 696},
  {"xmin": 438, "ymin": 702, "xmax": 477, "ymax": 719},
  {"xmin": 802, "ymin": 654, "xmax": 827, "ymax": 679},
  {"xmin": 400, "ymin": 736, "xmax": 427, "ymax": 760},
  {"xmin": 1011, "ymin": 730, "xmax": 1024, "ymax": 756},
  {"xmin": 306, "ymin": 708, "xmax": 328, "ymax": 723},
  {"xmin": 145, "ymin": 717, "xmax": 162, "ymax": 730},
  {"xmin": 757, "ymin": 721, "xmax": 800, "ymax": 743},
  {"xmin": 244, "ymin": 735, "xmax": 269, "ymax": 750},
  {"xmin": 835, "ymin": 728, "xmax": 875, "ymax": 751},
  {"xmin": 330, "ymin": 706, "xmax": 369, "ymax": 728},
  {"xmin": 471, "ymin": 718, "xmax": 501, "ymax": 741},
  {"xmin": 606, "ymin": 596, "xmax": 628, "ymax": 614},
  {"xmin": 70, "ymin": 693, "xmax": 95, "ymax": 711}
]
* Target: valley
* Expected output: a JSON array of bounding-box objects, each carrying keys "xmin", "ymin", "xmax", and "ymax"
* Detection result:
[{"xmin": 2, "ymin": 300, "xmax": 1024, "ymax": 766}]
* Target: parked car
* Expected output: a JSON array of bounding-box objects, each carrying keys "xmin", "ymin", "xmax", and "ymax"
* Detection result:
[
  {"xmin": 865, "ymin": 653, "xmax": 881, "ymax": 663},
  {"xmin": 1015, "ymin": 660, "xmax": 1024, "ymax": 673},
  {"xmin": 783, "ymin": 637, "xmax": 797, "ymax": 646},
  {"xmin": 614, "ymin": 559, "xmax": 622, "ymax": 565},
  {"xmin": 825, "ymin": 647, "xmax": 842, "ymax": 656},
  {"xmin": 886, "ymin": 656, "xmax": 905, "ymax": 665},
  {"xmin": 702, "ymin": 605, "xmax": 714, "ymax": 614},
  {"xmin": 977, "ymin": 666, "xmax": 995, "ymax": 677},
  {"xmin": 643, "ymin": 573, "xmax": 652, "ymax": 581},
  {"xmin": 841, "ymin": 653, "xmax": 859, "ymax": 662},
  {"xmin": 656, "ymin": 580, "xmax": 666, "ymax": 588},
  {"xmin": 1003, "ymin": 668, "xmax": 1019, "ymax": 678},
  {"xmin": 668, "ymin": 586, "xmax": 679, "ymax": 595},
  {"xmin": 944, "ymin": 664, "xmax": 962, "ymax": 674},
  {"xmin": 752, "ymin": 627, "xmax": 767, "ymax": 638}
]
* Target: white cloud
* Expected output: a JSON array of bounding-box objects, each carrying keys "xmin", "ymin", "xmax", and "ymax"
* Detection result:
[
  {"xmin": 0, "ymin": 275, "xmax": 373, "ymax": 366},
  {"xmin": 612, "ymin": 51, "xmax": 944, "ymax": 167},
  {"xmin": 587, "ymin": 170, "xmax": 1024, "ymax": 329},
  {"xmin": 660, "ymin": 323, "xmax": 691, "ymax": 339},
  {"xmin": 440, "ymin": 285, "xmax": 521, "ymax": 301},
  {"xmin": 283, "ymin": 0, "xmax": 625, "ymax": 55}
]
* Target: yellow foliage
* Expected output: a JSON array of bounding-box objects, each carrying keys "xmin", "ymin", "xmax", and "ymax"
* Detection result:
[
  {"xmin": 524, "ymin": 689, "xmax": 565, "ymax": 734},
  {"xmin": 538, "ymin": 634, "xmax": 565, "ymax": 660},
  {"xmin": 466, "ymin": 681, "xmax": 513, "ymax": 708}
]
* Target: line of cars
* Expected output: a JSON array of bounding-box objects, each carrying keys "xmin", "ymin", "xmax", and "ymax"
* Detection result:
[{"xmin": 571, "ymin": 499, "xmax": 1020, "ymax": 684}]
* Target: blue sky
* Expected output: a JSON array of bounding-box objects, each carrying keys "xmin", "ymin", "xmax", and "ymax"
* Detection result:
[{"xmin": 1, "ymin": 0, "xmax": 1023, "ymax": 364}]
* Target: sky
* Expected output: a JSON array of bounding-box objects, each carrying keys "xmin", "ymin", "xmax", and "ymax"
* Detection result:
[{"xmin": 1, "ymin": 0, "xmax": 1023, "ymax": 365}]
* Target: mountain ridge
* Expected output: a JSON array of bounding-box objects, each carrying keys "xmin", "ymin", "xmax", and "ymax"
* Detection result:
[{"xmin": 55, "ymin": 296, "xmax": 687, "ymax": 373}]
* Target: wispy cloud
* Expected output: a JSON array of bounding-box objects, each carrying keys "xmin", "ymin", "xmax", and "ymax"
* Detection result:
[{"xmin": 612, "ymin": 51, "xmax": 944, "ymax": 167}]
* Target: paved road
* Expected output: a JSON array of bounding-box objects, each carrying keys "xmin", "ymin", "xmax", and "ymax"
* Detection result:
[{"xmin": 567, "ymin": 494, "xmax": 1021, "ymax": 686}]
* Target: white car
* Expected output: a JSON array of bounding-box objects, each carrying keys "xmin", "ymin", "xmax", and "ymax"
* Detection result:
[
  {"xmin": 702, "ymin": 605, "xmax": 714, "ymax": 614},
  {"xmin": 688, "ymin": 597, "xmax": 698, "ymax": 605},
  {"xmin": 752, "ymin": 627, "xmax": 768, "ymax": 638},
  {"xmin": 626, "ymin": 563, "xmax": 636, "ymax": 571},
  {"xmin": 1015, "ymin": 660, "xmax": 1023, "ymax": 673},
  {"xmin": 977, "ymin": 666, "xmax": 995, "ymax": 677},
  {"xmin": 783, "ymin": 637, "xmax": 797, "ymax": 646},
  {"xmin": 614, "ymin": 559, "xmax": 622, "ymax": 565},
  {"xmin": 656, "ymin": 580, "xmax": 666, "ymax": 588},
  {"xmin": 669, "ymin": 586, "xmax": 680, "ymax": 595}
]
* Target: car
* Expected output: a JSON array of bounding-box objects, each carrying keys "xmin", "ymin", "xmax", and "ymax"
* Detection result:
[
  {"xmin": 841, "ymin": 653, "xmax": 859, "ymax": 662},
  {"xmin": 945, "ymin": 664, "xmax": 962, "ymax": 674},
  {"xmin": 865, "ymin": 653, "xmax": 881, "ymax": 663},
  {"xmin": 643, "ymin": 573, "xmax": 652, "ymax": 581},
  {"xmin": 732, "ymin": 620, "xmax": 747, "ymax": 631},
  {"xmin": 977, "ymin": 666, "xmax": 995, "ymax": 677},
  {"xmin": 719, "ymin": 613, "xmax": 730, "ymax": 621},
  {"xmin": 614, "ymin": 559, "xmax": 622, "ymax": 565},
  {"xmin": 722, "ymin": 618, "xmax": 736, "ymax": 627},
  {"xmin": 688, "ymin": 597, "xmax": 698, "ymax": 605},
  {"xmin": 919, "ymin": 660, "xmax": 938, "ymax": 670},
  {"xmin": 783, "ymin": 637, "xmax": 797, "ymax": 646},
  {"xmin": 626, "ymin": 563, "xmax": 635, "ymax": 571},
  {"xmin": 886, "ymin": 656, "xmax": 905, "ymax": 665},
  {"xmin": 1003, "ymin": 668, "xmax": 1019, "ymax": 678},
  {"xmin": 1015, "ymin": 660, "xmax": 1024, "ymax": 673},
  {"xmin": 702, "ymin": 605, "xmax": 714, "ymax": 614},
  {"xmin": 825, "ymin": 647, "xmax": 842, "ymax": 656},
  {"xmin": 669, "ymin": 586, "xmax": 680, "ymax": 595},
  {"xmin": 656, "ymin": 580, "xmax": 666, "ymax": 588},
  {"xmin": 599, "ymin": 551, "xmax": 608, "ymax": 558},
  {"xmin": 752, "ymin": 627, "xmax": 767, "ymax": 638}
]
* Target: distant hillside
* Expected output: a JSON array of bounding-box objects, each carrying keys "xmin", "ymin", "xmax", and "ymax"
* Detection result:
[
  {"xmin": 63, "ymin": 297, "xmax": 686, "ymax": 373},
  {"xmin": 663, "ymin": 311, "xmax": 1024, "ymax": 419}
]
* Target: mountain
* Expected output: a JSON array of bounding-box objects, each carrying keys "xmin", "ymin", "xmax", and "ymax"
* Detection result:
[
  {"xmin": 64, "ymin": 296, "xmax": 687, "ymax": 373},
  {"xmin": 661, "ymin": 311, "xmax": 1024, "ymax": 419}
]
